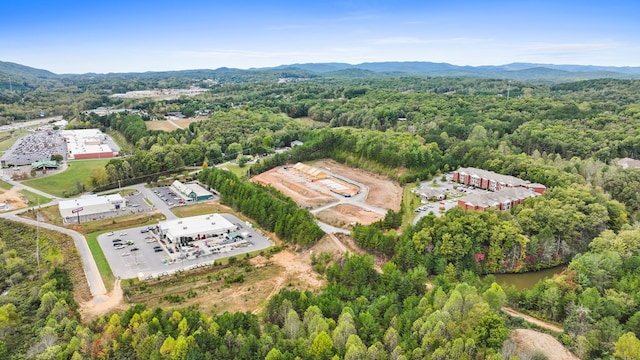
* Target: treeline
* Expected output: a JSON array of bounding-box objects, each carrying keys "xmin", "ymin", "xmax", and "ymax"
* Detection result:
[
  {"xmin": 198, "ymin": 167, "xmax": 324, "ymax": 246},
  {"xmin": 44, "ymin": 253, "xmax": 517, "ymax": 360},
  {"xmin": 0, "ymin": 219, "xmax": 86, "ymax": 359},
  {"xmin": 349, "ymin": 185, "xmax": 626, "ymax": 275},
  {"xmin": 506, "ymin": 227, "xmax": 640, "ymax": 359}
]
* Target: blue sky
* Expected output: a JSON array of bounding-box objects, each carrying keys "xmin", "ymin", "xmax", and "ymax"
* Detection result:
[{"xmin": 3, "ymin": 0, "xmax": 639, "ymax": 73}]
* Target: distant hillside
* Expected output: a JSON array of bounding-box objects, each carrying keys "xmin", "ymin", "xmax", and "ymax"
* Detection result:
[
  {"xmin": 0, "ymin": 60, "xmax": 57, "ymax": 79},
  {"xmin": 2, "ymin": 59, "xmax": 640, "ymax": 85}
]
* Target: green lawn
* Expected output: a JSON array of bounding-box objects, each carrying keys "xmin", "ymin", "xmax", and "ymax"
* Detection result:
[
  {"xmin": 0, "ymin": 179, "xmax": 12, "ymax": 190},
  {"xmin": 18, "ymin": 189, "xmax": 51, "ymax": 206},
  {"xmin": 86, "ymin": 232, "xmax": 115, "ymax": 288},
  {"xmin": 0, "ymin": 129, "xmax": 27, "ymax": 152},
  {"xmin": 23, "ymin": 159, "xmax": 110, "ymax": 197},
  {"xmin": 217, "ymin": 163, "xmax": 250, "ymax": 178}
]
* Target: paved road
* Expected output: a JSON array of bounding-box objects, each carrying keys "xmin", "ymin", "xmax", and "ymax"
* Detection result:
[{"xmin": 0, "ymin": 176, "xmax": 107, "ymax": 296}]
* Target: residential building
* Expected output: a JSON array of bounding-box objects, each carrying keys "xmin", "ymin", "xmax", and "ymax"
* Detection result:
[
  {"xmin": 452, "ymin": 167, "xmax": 546, "ymax": 194},
  {"xmin": 457, "ymin": 187, "xmax": 540, "ymax": 211}
]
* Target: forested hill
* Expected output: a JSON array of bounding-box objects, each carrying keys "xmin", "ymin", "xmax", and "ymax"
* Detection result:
[{"xmin": 3, "ymin": 60, "xmax": 640, "ymax": 91}]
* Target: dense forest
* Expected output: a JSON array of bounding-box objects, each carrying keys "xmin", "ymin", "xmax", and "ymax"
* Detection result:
[{"xmin": 2, "ymin": 69, "xmax": 640, "ymax": 359}]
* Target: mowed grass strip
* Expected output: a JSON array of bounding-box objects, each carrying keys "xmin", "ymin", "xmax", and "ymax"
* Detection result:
[
  {"xmin": 23, "ymin": 159, "xmax": 110, "ymax": 197},
  {"xmin": 86, "ymin": 232, "xmax": 115, "ymax": 288}
]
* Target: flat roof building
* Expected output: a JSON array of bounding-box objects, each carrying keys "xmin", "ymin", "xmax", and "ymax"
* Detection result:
[
  {"xmin": 59, "ymin": 194, "xmax": 126, "ymax": 219},
  {"xmin": 159, "ymin": 214, "xmax": 235, "ymax": 243},
  {"xmin": 60, "ymin": 129, "xmax": 116, "ymax": 160}
]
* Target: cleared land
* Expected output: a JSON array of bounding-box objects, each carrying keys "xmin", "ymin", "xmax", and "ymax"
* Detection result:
[
  {"xmin": 145, "ymin": 117, "xmax": 205, "ymax": 132},
  {"xmin": 316, "ymin": 203, "xmax": 384, "ymax": 228},
  {"xmin": 311, "ymin": 159, "xmax": 402, "ymax": 211},
  {"xmin": 121, "ymin": 235, "xmax": 339, "ymax": 316},
  {"xmin": 252, "ymin": 167, "xmax": 337, "ymax": 208},
  {"xmin": 0, "ymin": 188, "xmax": 28, "ymax": 210},
  {"xmin": 510, "ymin": 329, "xmax": 580, "ymax": 360},
  {"xmin": 145, "ymin": 121, "xmax": 181, "ymax": 131}
]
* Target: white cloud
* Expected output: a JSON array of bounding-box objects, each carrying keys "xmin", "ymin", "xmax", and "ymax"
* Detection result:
[
  {"xmin": 525, "ymin": 42, "xmax": 621, "ymax": 52},
  {"xmin": 369, "ymin": 37, "xmax": 494, "ymax": 45}
]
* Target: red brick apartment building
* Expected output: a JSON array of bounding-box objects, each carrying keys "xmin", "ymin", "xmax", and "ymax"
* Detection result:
[
  {"xmin": 452, "ymin": 167, "xmax": 546, "ymax": 211},
  {"xmin": 457, "ymin": 187, "xmax": 540, "ymax": 211}
]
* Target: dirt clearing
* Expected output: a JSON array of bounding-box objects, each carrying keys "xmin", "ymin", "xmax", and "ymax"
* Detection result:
[
  {"xmin": 251, "ymin": 167, "xmax": 336, "ymax": 208},
  {"xmin": 311, "ymin": 159, "xmax": 402, "ymax": 211},
  {"xmin": 510, "ymin": 329, "xmax": 580, "ymax": 360},
  {"xmin": 316, "ymin": 203, "xmax": 384, "ymax": 228},
  {"xmin": 79, "ymin": 278, "xmax": 124, "ymax": 322},
  {"xmin": 0, "ymin": 187, "xmax": 27, "ymax": 210}
]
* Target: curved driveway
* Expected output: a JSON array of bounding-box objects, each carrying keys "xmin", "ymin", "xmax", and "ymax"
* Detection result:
[{"xmin": 0, "ymin": 177, "xmax": 106, "ymax": 297}]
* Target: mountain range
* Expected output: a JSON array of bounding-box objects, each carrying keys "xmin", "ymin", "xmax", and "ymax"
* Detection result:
[{"xmin": 2, "ymin": 60, "xmax": 640, "ymax": 86}]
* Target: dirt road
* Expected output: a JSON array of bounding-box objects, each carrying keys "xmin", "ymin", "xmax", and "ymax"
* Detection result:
[{"xmin": 502, "ymin": 307, "xmax": 564, "ymax": 333}]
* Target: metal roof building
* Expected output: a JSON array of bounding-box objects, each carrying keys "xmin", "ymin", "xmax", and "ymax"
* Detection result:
[
  {"xmin": 171, "ymin": 180, "xmax": 213, "ymax": 201},
  {"xmin": 159, "ymin": 214, "xmax": 235, "ymax": 243},
  {"xmin": 59, "ymin": 194, "xmax": 126, "ymax": 218}
]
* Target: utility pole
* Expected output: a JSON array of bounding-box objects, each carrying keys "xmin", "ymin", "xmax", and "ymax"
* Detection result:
[{"xmin": 36, "ymin": 198, "xmax": 41, "ymax": 278}]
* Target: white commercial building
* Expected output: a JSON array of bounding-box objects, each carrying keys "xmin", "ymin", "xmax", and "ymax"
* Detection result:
[
  {"xmin": 60, "ymin": 129, "xmax": 117, "ymax": 160},
  {"xmin": 59, "ymin": 194, "xmax": 126, "ymax": 219},
  {"xmin": 159, "ymin": 214, "xmax": 236, "ymax": 244}
]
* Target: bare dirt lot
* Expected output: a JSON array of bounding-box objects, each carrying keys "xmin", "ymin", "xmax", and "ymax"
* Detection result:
[
  {"xmin": 145, "ymin": 121, "xmax": 181, "ymax": 131},
  {"xmin": 311, "ymin": 159, "xmax": 402, "ymax": 211},
  {"xmin": 510, "ymin": 329, "xmax": 580, "ymax": 360},
  {"xmin": 123, "ymin": 235, "xmax": 342, "ymax": 316},
  {"xmin": 316, "ymin": 203, "xmax": 384, "ymax": 228},
  {"xmin": 0, "ymin": 187, "xmax": 27, "ymax": 210},
  {"xmin": 252, "ymin": 168, "xmax": 336, "ymax": 208}
]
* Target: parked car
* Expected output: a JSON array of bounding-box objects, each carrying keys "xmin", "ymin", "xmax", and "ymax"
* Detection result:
[
  {"xmin": 140, "ymin": 228, "xmax": 149, "ymax": 233},
  {"xmin": 154, "ymin": 248, "xmax": 164, "ymax": 252},
  {"xmin": 121, "ymin": 252, "xmax": 131, "ymax": 257},
  {"xmin": 120, "ymin": 232, "xmax": 127, "ymax": 236},
  {"xmin": 106, "ymin": 232, "xmax": 114, "ymax": 236},
  {"xmin": 112, "ymin": 238, "xmax": 122, "ymax": 243},
  {"xmin": 114, "ymin": 244, "xmax": 126, "ymax": 250},
  {"xmin": 130, "ymin": 247, "xmax": 139, "ymax": 251},
  {"xmin": 126, "ymin": 240, "xmax": 134, "ymax": 245}
]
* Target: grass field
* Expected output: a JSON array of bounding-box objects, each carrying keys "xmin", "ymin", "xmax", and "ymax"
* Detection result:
[
  {"xmin": 0, "ymin": 129, "xmax": 27, "ymax": 152},
  {"xmin": 217, "ymin": 163, "xmax": 249, "ymax": 178},
  {"xmin": 0, "ymin": 179, "xmax": 12, "ymax": 190},
  {"xmin": 293, "ymin": 116, "xmax": 329, "ymax": 128},
  {"xmin": 18, "ymin": 189, "xmax": 51, "ymax": 206},
  {"xmin": 171, "ymin": 202, "xmax": 234, "ymax": 218},
  {"xmin": 23, "ymin": 159, "xmax": 110, "ymax": 197}
]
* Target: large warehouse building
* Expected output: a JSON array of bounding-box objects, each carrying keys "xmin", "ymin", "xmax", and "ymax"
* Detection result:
[
  {"xmin": 158, "ymin": 214, "xmax": 235, "ymax": 244},
  {"xmin": 59, "ymin": 194, "xmax": 126, "ymax": 219},
  {"xmin": 60, "ymin": 129, "xmax": 117, "ymax": 160}
]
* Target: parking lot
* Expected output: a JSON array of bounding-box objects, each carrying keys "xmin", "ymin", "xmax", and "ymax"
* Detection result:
[
  {"xmin": 150, "ymin": 185, "xmax": 219, "ymax": 207},
  {"xmin": 98, "ymin": 213, "xmax": 271, "ymax": 279},
  {"xmin": 412, "ymin": 174, "xmax": 488, "ymax": 223},
  {"xmin": 0, "ymin": 131, "xmax": 68, "ymax": 166}
]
